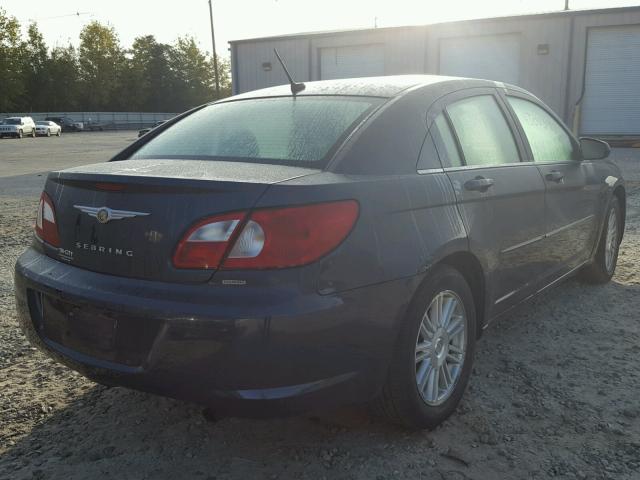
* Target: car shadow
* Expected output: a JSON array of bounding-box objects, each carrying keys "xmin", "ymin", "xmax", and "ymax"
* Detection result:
[
  {"xmin": 2, "ymin": 276, "xmax": 639, "ymax": 480},
  {"xmin": 0, "ymin": 381, "xmax": 417, "ymax": 479}
]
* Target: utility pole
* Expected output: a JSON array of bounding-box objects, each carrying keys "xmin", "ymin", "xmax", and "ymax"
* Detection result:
[
  {"xmin": 564, "ymin": 0, "xmax": 570, "ymax": 10},
  {"xmin": 208, "ymin": 0, "xmax": 220, "ymax": 98}
]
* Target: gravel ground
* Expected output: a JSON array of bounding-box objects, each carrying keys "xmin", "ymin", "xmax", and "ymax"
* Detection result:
[
  {"xmin": 0, "ymin": 131, "xmax": 135, "ymax": 197},
  {"xmin": 1, "ymin": 182, "xmax": 639, "ymax": 479},
  {"xmin": 0, "ymin": 131, "xmax": 135, "ymax": 178}
]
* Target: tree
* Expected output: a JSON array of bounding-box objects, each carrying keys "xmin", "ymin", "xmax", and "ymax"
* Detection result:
[
  {"xmin": 0, "ymin": 8, "xmax": 24, "ymax": 111},
  {"xmin": 46, "ymin": 45, "xmax": 81, "ymax": 111},
  {"xmin": 168, "ymin": 36, "xmax": 216, "ymax": 111},
  {"xmin": 212, "ymin": 55, "xmax": 232, "ymax": 99},
  {"xmin": 0, "ymin": 14, "xmax": 233, "ymax": 114},
  {"xmin": 128, "ymin": 35, "xmax": 174, "ymax": 111},
  {"xmin": 78, "ymin": 21, "xmax": 126, "ymax": 110},
  {"xmin": 122, "ymin": 35, "xmax": 231, "ymax": 112},
  {"xmin": 20, "ymin": 23, "xmax": 49, "ymax": 111}
]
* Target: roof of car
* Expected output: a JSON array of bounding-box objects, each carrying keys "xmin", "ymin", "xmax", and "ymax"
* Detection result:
[{"xmin": 222, "ymin": 75, "xmax": 504, "ymax": 101}]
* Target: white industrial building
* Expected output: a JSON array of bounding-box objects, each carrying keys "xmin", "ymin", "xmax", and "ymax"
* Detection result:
[{"xmin": 229, "ymin": 6, "xmax": 640, "ymax": 140}]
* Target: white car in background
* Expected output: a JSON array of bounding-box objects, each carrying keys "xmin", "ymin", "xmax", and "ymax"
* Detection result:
[
  {"xmin": 35, "ymin": 121, "xmax": 62, "ymax": 137},
  {"xmin": 0, "ymin": 117, "xmax": 37, "ymax": 138}
]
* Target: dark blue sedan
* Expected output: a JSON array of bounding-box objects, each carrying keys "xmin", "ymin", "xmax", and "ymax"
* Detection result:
[{"xmin": 14, "ymin": 75, "xmax": 625, "ymax": 429}]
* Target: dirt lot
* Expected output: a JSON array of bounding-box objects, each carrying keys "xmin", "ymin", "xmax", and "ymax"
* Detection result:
[
  {"xmin": 0, "ymin": 137, "xmax": 639, "ymax": 479},
  {"xmin": 0, "ymin": 131, "xmax": 136, "ymax": 197}
]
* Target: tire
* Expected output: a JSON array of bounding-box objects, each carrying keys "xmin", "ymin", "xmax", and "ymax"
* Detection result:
[
  {"xmin": 17, "ymin": 130, "xmax": 23, "ymax": 139},
  {"xmin": 375, "ymin": 265, "xmax": 477, "ymax": 430},
  {"xmin": 56, "ymin": 129, "xmax": 61, "ymax": 137},
  {"xmin": 31, "ymin": 129, "xmax": 36, "ymax": 138},
  {"xmin": 580, "ymin": 197, "xmax": 622, "ymax": 284},
  {"xmin": 46, "ymin": 129, "xmax": 51, "ymax": 137}
]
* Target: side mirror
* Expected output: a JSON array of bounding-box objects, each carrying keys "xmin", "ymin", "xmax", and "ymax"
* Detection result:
[{"xmin": 580, "ymin": 137, "xmax": 611, "ymax": 160}]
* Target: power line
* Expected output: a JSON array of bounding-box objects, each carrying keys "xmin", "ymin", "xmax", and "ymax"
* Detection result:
[{"xmin": 28, "ymin": 11, "xmax": 91, "ymax": 22}]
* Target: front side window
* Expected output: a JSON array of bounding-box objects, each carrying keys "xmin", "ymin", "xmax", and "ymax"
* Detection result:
[
  {"xmin": 508, "ymin": 97, "xmax": 575, "ymax": 162},
  {"xmin": 131, "ymin": 96, "xmax": 382, "ymax": 166},
  {"xmin": 446, "ymin": 95, "xmax": 520, "ymax": 167}
]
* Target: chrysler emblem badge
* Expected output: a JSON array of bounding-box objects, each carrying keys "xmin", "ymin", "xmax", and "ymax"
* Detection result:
[
  {"xmin": 96, "ymin": 208, "xmax": 110, "ymax": 224},
  {"xmin": 73, "ymin": 205, "xmax": 150, "ymax": 224}
]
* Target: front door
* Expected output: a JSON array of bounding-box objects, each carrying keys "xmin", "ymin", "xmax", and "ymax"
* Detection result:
[
  {"xmin": 429, "ymin": 89, "xmax": 548, "ymax": 317},
  {"xmin": 503, "ymin": 93, "xmax": 601, "ymax": 280}
]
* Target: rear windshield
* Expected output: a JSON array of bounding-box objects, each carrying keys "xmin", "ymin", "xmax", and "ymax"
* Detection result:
[{"xmin": 130, "ymin": 96, "xmax": 382, "ymax": 166}]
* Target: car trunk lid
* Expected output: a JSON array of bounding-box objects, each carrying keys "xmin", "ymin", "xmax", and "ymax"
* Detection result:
[{"xmin": 44, "ymin": 159, "xmax": 319, "ymax": 282}]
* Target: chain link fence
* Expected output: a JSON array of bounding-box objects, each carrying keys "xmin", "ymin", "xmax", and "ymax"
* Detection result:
[{"xmin": 0, "ymin": 112, "xmax": 177, "ymax": 131}]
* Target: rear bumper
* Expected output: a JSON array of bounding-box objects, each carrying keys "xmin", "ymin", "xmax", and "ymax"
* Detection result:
[{"xmin": 14, "ymin": 248, "xmax": 417, "ymax": 416}]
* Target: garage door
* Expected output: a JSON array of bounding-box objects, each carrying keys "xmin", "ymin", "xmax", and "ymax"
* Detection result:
[
  {"xmin": 581, "ymin": 26, "xmax": 640, "ymax": 136},
  {"xmin": 439, "ymin": 34, "xmax": 521, "ymax": 85},
  {"xmin": 320, "ymin": 44, "xmax": 384, "ymax": 80}
]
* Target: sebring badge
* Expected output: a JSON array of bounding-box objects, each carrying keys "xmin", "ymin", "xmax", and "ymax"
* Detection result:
[{"xmin": 74, "ymin": 205, "xmax": 150, "ymax": 224}]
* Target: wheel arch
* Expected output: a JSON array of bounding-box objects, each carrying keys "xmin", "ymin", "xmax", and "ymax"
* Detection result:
[
  {"xmin": 434, "ymin": 251, "xmax": 487, "ymax": 338},
  {"xmin": 613, "ymin": 185, "xmax": 626, "ymax": 242}
]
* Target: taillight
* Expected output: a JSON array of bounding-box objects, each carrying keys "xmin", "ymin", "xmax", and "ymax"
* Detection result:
[
  {"xmin": 172, "ymin": 200, "xmax": 359, "ymax": 270},
  {"xmin": 173, "ymin": 212, "xmax": 247, "ymax": 269},
  {"xmin": 35, "ymin": 192, "xmax": 60, "ymax": 247},
  {"xmin": 224, "ymin": 201, "xmax": 359, "ymax": 269}
]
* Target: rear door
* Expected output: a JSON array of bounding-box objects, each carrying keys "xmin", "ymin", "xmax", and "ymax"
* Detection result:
[
  {"xmin": 430, "ymin": 88, "xmax": 547, "ymax": 316},
  {"xmin": 503, "ymin": 91, "xmax": 601, "ymax": 279}
]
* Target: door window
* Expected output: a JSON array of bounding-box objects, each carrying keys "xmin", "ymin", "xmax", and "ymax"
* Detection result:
[
  {"xmin": 417, "ymin": 132, "xmax": 442, "ymax": 170},
  {"xmin": 446, "ymin": 95, "xmax": 520, "ymax": 166},
  {"xmin": 431, "ymin": 114, "xmax": 463, "ymax": 168},
  {"xmin": 508, "ymin": 97, "xmax": 575, "ymax": 162}
]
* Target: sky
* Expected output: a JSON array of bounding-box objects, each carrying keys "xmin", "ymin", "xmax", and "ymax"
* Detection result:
[{"xmin": 1, "ymin": 0, "xmax": 639, "ymax": 58}]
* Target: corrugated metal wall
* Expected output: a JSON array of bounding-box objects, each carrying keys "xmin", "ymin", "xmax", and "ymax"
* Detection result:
[
  {"xmin": 232, "ymin": 27, "xmax": 427, "ymax": 95},
  {"xmin": 567, "ymin": 9, "xmax": 640, "ymax": 136},
  {"xmin": 309, "ymin": 27, "xmax": 427, "ymax": 79},
  {"xmin": 580, "ymin": 25, "xmax": 640, "ymax": 135},
  {"xmin": 425, "ymin": 15, "xmax": 571, "ymax": 120},
  {"xmin": 233, "ymin": 39, "xmax": 310, "ymax": 94},
  {"xmin": 230, "ymin": 7, "xmax": 640, "ymax": 135}
]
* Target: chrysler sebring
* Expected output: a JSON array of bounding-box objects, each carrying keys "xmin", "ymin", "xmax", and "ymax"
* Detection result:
[{"xmin": 14, "ymin": 75, "xmax": 625, "ymax": 429}]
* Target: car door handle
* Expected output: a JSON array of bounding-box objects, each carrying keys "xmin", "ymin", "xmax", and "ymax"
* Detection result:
[
  {"xmin": 545, "ymin": 170, "xmax": 564, "ymax": 183},
  {"xmin": 464, "ymin": 176, "xmax": 494, "ymax": 192}
]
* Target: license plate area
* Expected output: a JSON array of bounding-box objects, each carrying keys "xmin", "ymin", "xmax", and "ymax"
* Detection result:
[
  {"xmin": 42, "ymin": 296, "xmax": 118, "ymax": 354},
  {"xmin": 30, "ymin": 290, "xmax": 161, "ymax": 368}
]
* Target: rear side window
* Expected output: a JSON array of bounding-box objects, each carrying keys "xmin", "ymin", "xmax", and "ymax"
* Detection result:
[
  {"xmin": 507, "ymin": 97, "xmax": 575, "ymax": 162},
  {"xmin": 417, "ymin": 132, "xmax": 441, "ymax": 170},
  {"xmin": 446, "ymin": 95, "xmax": 520, "ymax": 166},
  {"xmin": 431, "ymin": 114, "xmax": 463, "ymax": 168},
  {"xmin": 131, "ymin": 96, "xmax": 381, "ymax": 166}
]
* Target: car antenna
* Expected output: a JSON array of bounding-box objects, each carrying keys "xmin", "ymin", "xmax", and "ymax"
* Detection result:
[{"xmin": 273, "ymin": 48, "xmax": 305, "ymax": 95}]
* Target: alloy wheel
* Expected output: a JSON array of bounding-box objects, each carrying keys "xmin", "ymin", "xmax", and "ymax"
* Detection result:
[{"xmin": 415, "ymin": 290, "xmax": 467, "ymax": 406}]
